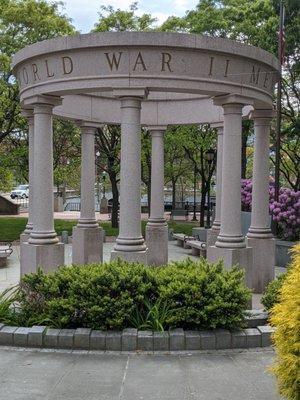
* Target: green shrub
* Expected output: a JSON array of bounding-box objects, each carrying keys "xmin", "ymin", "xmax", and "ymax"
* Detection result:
[
  {"xmin": 261, "ymin": 273, "xmax": 287, "ymax": 311},
  {"xmin": 0, "ymin": 286, "xmax": 19, "ymax": 325},
  {"xmin": 157, "ymin": 258, "xmax": 251, "ymax": 329},
  {"xmin": 270, "ymin": 243, "xmax": 300, "ymax": 400},
  {"xmin": 3, "ymin": 258, "xmax": 251, "ymax": 331}
]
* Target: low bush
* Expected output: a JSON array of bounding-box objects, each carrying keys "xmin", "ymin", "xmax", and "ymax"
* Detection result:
[
  {"xmin": 270, "ymin": 243, "xmax": 300, "ymax": 400},
  {"xmin": 2, "ymin": 258, "xmax": 251, "ymax": 331},
  {"xmin": 261, "ymin": 273, "xmax": 287, "ymax": 311}
]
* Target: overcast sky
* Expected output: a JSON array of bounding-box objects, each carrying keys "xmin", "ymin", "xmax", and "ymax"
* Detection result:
[{"xmin": 58, "ymin": 0, "xmax": 198, "ymax": 33}]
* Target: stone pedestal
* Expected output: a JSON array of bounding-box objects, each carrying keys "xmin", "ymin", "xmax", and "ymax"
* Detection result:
[
  {"xmin": 20, "ymin": 242, "xmax": 64, "ymax": 277},
  {"xmin": 247, "ymin": 237, "xmax": 275, "ymax": 293},
  {"xmin": 146, "ymin": 223, "xmax": 168, "ymax": 266},
  {"xmin": 207, "ymin": 245, "xmax": 253, "ymax": 289},
  {"xmin": 111, "ymin": 249, "xmax": 148, "ymax": 264},
  {"xmin": 72, "ymin": 226, "xmax": 103, "ymax": 265},
  {"xmin": 100, "ymin": 197, "xmax": 108, "ymax": 214},
  {"xmin": 206, "ymin": 228, "xmax": 219, "ymax": 248}
]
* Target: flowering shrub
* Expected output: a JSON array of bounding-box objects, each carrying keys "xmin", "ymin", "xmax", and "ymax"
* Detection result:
[{"xmin": 241, "ymin": 179, "xmax": 300, "ymax": 241}]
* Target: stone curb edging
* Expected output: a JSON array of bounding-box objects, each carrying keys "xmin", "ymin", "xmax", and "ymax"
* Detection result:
[{"xmin": 0, "ymin": 324, "xmax": 275, "ymax": 352}]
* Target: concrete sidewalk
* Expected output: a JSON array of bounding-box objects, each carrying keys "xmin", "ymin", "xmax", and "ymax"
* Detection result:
[{"xmin": 0, "ymin": 347, "xmax": 281, "ymax": 400}]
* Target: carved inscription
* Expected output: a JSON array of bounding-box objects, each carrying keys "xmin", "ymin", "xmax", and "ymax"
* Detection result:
[{"xmin": 18, "ymin": 49, "xmax": 273, "ymax": 93}]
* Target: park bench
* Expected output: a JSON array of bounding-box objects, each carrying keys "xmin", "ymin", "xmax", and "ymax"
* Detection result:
[
  {"xmin": 170, "ymin": 209, "xmax": 189, "ymax": 221},
  {"xmin": 0, "ymin": 242, "xmax": 13, "ymax": 267},
  {"xmin": 185, "ymin": 240, "xmax": 207, "ymax": 257},
  {"xmin": 173, "ymin": 233, "xmax": 195, "ymax": 248}
]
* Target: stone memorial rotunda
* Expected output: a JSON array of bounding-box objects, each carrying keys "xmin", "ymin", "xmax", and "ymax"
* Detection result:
[{"xmin": 12, "ymin": 32, "xmax": 278, "ymax": 293}]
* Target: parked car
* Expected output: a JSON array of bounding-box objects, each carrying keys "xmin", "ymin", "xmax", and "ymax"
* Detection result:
[{"xmin": 10, "ymin": 185, "xmax": 29, "ymax": 199}]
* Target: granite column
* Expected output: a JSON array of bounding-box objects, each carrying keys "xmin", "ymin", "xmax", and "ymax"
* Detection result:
[{"xmin": 146, "ymin": 126, "xmax": 168, "ymax": 266}]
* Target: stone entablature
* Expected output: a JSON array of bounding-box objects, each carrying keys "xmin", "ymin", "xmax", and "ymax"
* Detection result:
[{"xmin": 12, "ymin": 32, "xmax": 278, "ymax": 108}]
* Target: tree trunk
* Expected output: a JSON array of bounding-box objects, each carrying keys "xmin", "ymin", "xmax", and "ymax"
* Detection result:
[
  {"xmin": 172, "ymin": 179, "xmax": 176, "ymax": 210},
  {"xmin": 199, "ymin": 184, "xmax": 206, "ymax": 227},
  {"xmin": 110, "ymin": 172, "xmax": 119, "ymax": 228},
  {"xmin": 241, "ymin": 131, "xmax": 248, "ymax": 179}
]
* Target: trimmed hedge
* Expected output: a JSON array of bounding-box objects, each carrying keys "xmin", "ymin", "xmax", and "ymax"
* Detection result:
[
  {"xmin": 270, "ymin": 243, "xmax": 300, "ymax": 400},
  {"xmin": 3, "ymin": 258, "xmax": 251, "ymax": 331}
]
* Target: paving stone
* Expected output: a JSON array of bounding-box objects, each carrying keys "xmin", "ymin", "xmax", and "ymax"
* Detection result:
[
  {"xmin": 13, "ymin": 327, "xmax": 30, "ymax": 347},
  {"xmin": 185, "ymin": 331, "xmax": 201, "ymax": 350},
  {"xmin": 43, "ymin": 328, "xmax": 60, "ymax": 348},
  {"xmin": 244, "ymin": 328, "xmax": 262, "ymax": 348},
  {"xmin": 137, "ymin": 331, "xmax": 154, "ymax": 352},
  {"xmin": 257, "ymin": 326, "xmax": 275, "ymax": 347},
  {"xmin": 153, "ymin": 331, "xmax": 169, "ymax": 351},
  {"xmin": 122, "ymin": 328, "xmax": 137, "ymax": 351},
  {"xmin": 200, "ymin": 330, "xmax": 216, "ymax": 350},
  {"xmin": 106, "ymin": 331, "xmax": 122, "ymax": 351},
  {"xmin": 90, "ymin": 330, "xmax": 106, "ymax": 350},
  {"xmin": 0, "ymin": 326, "xmax": 18, "ymax": 345},
  {"xmin": 74, "ymin": 328, "xmax": 91, "ymax": 349},
  {"xmin": 28, "ymin": 326, "xmax": 46, "ymax": 347},
  {"xmin": 246, "ymin": 310, "xmax": 268, "ymax": 328},
  {"xmin": 58, "ymin": 329, "xmax": 75, "ymax": 349},
  {"xmin": 231, "ymin": 330, "xmax": 247, "ymax": 349},
  {"xmin": 169, "ymin": 328, "xmax": 185, "ymax": 351},
  {"xmin": 215, "ymin": 329, "xmax": 232, "ymax": 349}
]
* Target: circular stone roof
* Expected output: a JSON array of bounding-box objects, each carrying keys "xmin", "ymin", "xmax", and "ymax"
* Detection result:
[{"xmin": 12, "ymin": 32, "xmax": 278, "ymax": 122}]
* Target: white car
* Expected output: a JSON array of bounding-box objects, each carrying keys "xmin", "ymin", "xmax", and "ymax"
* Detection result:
[{"xmin": 10, "ymin": 185, "xmax": 29, "ymax": 199}]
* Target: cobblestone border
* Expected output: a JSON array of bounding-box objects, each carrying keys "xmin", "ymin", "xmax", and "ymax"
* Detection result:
[{"xmin": 0, "ymin": 323, "xmax": 274, "ymax": 352}]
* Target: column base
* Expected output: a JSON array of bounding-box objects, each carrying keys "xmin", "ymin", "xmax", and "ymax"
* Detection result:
[
  {"xmin": 20, "ymin": 232, "xmax": 31, "ymax": 243},
  {"xmin": 247, "ymin": 236, "xmax": 275, "ymax": 293},
  {"xmin": 145, "ymin": 222, "xmax": 168, "ymax": 266},
  {"xmin": 20, "ymin": 242, "xmax": 64, "ymax": 277},
  {"xmin": 110, "ymin": 249, "xmax": 148, "ymax": 264},
  {"xmin": 207, "ymin": 245, "xmax": 253, "ymax": 289},
  {"xmin": 72, "ymin": 226, "xmax": 103, "ymax": 265},
  {"xmin": 206, "ymin": 228, "xmax": 220, "ymax": 247}
]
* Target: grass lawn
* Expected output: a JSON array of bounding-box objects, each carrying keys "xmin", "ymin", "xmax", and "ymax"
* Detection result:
[{"xmin": 0, "ymin": 217, "xmax": 199, "ymax": 242}]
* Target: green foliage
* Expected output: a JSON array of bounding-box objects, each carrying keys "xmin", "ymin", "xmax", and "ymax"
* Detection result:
[
  {"xmin": 2, "ymin": 258, "xmax": 251, "ymax": 331},
  {"xmin": 270, "ymin": 243, "xmax": 300, "ymax": 400},
  {"xmin": 261, "ymin": 273, "xmax": 287, "ymax": 311},
  {"xmin": 0, "ymin": 286, "xmax": 19, "ymax": 324},
  {"xmin": 93, "ymin": 2, "xmax": 156, "ymax": 32},
  {"xmin": 157, "ymin": 259, "xmax": 251, "ymax": 329},
  {"xmin": 130, "ymin": 297, "xmax": 178, "ymax": 331}
]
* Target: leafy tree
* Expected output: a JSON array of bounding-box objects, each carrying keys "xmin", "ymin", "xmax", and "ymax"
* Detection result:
[
  {"xmin": 93, "ymin": 2, "xmax": 156, "ymax": 32},
  {"xmin": 161, "ymin": 0, "xmax": 300, "ymax": 190},
  {"xmin": 141, "ymin": 129, "xmax": 151, "ymax": 214},
  {"xmin": 0, "ymin": 0, "xmax": 75, "ymax": 144},
  {"xmin": 175, "ymin": 124, "xmax": 217, "ymax": 226},
  {"xmin": 164, "ymin": 128, "xmax": 193, "ymax": 210},
  {"xmin": 95, "ymin": 125, "xmax": 121, "ymax": 228}
]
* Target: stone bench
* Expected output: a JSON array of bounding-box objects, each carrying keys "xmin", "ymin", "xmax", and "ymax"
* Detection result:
[
  {"xmin": 0, "ymin": 243, "xmax": 13, "ymax": 267},
  {"xmin": 185, "ymin": 240, "xmax": 207, "ymax": 257},
  {"xmin": 170, "ymin": 209, "xmax": 189, "ymax": 221},
  {"xmin": 173, "ymin": 233, "xmax": 195, "ymax": 248}
]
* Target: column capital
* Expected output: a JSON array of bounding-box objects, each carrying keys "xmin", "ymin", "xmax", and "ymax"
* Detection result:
[
  {"xmin": 249, "ymin": 109, "xmax": 276, "ymax": 121},
  {"xmin": 77, "ymin": 121, "xmax": 102, "ymax": 134},
  {"xmin": 210, "ymin": 122, "xmax": 223, "ymax": 133},
  {"xmin": 147, "ymin": 125, "xmax": 168, "ymax": 134},
  {"xmin": 113, "ymin": 88, "xmax": 148, "ymax": 100},
  {"xmin": 21, "ymin": 108, "xmax": 34, "ymax": 123},
  {"xmin": 213, "ymin": 94, "xmax": 254, "ymax": 107},
  {"xmin": 23, "ymin": 94, "xmax": 62, "ymax": 108}
]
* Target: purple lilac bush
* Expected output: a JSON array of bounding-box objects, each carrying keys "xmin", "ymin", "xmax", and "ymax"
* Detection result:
[{"xmin": 241, "ymin": 179, "xmax": 300, "ymax": 241}]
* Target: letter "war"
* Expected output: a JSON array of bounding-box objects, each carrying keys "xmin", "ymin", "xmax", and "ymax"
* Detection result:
[{"xmin": 105, "ymin": 52, "xmax": 123, "ymax": 71}]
